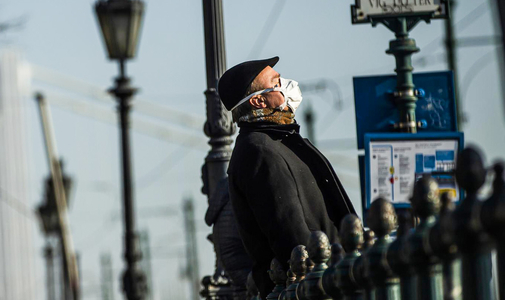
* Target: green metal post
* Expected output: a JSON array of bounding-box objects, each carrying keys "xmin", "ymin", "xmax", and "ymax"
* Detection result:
[
  {"xmin": 336, "ymin": 215, "xmax": 364, "ymax": 300},
  {"xmin": 285, "ymin": 246, "xmax": 309, "ymax": 300},
  {"xmin": 453, "ymin": 148, "xmax": 493, "ymax": 300},
  {"xmin": 353, "ymin": 230, "xmax": 376, "ymax": 300},
  {"xmin": 408, "ymin": 176, "xmax": 443, "ymax": 300},
  {"xmin": 280, "ymin": 270, "xmax": 296, "ymax": 300},
  {"xmin": 387, "ymin": 211, "xmax": 416, "ymax": 300},
  {"xmin": 302, "ymin": 231, "xmax": 332, "ymax": 300},
  {"xmin": 322, "ymin": 243, "xmax": 344, "ymax": 300},
  {"xmin": 266, "ymin": 259, "xmax": 287, "ymax": 300},
  {"xmin": 498, "ymin": 242, "xmax": 505, "ymax": 300},
  {"xmin": 427, "ymin": 193, "xmax": 462, "ymax": 300},
  {"xmin": 365, "ymin": 199, "xmax": 400, "ymax": 300},
  {"xmin": 383, "ymin": 17, "xmax": 420, "ymax": 133},
  {"xmin": 481, "ymin": 163, "xmax": 505, "ymax": 300}
]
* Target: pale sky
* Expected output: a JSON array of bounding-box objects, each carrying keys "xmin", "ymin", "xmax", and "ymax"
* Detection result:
[{"xmin": 2, "ymin": 1, "xmax": 504, "ymax": 299}]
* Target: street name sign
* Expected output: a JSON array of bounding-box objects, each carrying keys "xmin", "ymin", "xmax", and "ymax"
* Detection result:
[{"xmin": 351, "ymin": 0, "xmax": 449, "ymax": 24}]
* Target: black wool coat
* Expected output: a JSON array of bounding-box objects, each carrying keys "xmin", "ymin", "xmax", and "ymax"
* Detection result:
[{"xmin": 227, "ymin": 122, "xmax": 356, "ymax": 299}]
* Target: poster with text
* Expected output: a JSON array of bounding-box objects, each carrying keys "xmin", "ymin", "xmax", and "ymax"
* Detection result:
[{"xmin": 368, "ymin": 139, "xmax": 459, "ymax": 206}]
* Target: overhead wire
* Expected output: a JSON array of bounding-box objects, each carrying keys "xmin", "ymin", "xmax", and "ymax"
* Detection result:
[
  {"xmin": 73, "ymin": 189, "xmax": 120, "ymax": 250},
  {"xmin": 137, "ymin": 146, "xmax": 193, "ymax": 190},
  {"xmin": 418, "ymin": 1, "xmax": 489, "ymax": 55},
  {"xmin": 31, "ymin": 64, "xmax": 205, "ymax": 131},
  {"xmin": 74, "ymin": 216, "xmax": 117, "ymax": 251},
  {"xmin": 40, "ymin": 90, "xmax": 207, "ymax": 149},
  {"xmin": 460, "ymin": 49, "xmax": 497, "ymax": 105}
]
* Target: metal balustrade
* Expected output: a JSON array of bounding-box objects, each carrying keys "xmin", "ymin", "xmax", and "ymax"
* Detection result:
[{"xmin": 242, "ymin": 146, "xmax": 504, "ymax": 300}]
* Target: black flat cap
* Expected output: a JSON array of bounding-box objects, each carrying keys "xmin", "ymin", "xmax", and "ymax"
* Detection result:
[{"xmin": 218, "ymin": 56, "xmax": 279, "ymax": 111}]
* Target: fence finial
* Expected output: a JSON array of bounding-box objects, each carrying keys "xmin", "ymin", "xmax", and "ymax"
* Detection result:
[
  {"xmin": 267, "ymin": 258, "xmax": 287, "ymax": 300},
  {"xmin": 336, "ymin": 215, "xmax": 364, "ymax": 299}
]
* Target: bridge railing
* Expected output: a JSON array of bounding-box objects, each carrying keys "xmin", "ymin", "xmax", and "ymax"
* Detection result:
[{"xmin": 250, "ymin": 146, "xmax": 504, "ymax": 300}]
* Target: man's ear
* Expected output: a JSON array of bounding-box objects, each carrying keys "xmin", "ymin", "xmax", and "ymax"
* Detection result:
[{"xmin": 249, "ymin": 95, "xmax": 267, "ymax": 109}]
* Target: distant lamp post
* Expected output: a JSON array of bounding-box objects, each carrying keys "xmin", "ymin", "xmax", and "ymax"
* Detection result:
[
  {"xmin": 37, "ymin": 184, "xmax": 58, "ymax": 300},
  {"xmin": 95, "ymin": 0, "xmax": 144, "ymax": 60},
  {"xmin": 37, "ymin": 161, "xmax": 73, "ymax": 300},
  {"xmin": 94, "ymin": 1, "xmax": 147, "ymax": 300}
]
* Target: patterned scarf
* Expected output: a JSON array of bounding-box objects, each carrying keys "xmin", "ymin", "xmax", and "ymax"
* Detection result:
[{"xmin": 238, "ymin": 108, "xmax": 295, "ymax": 125}]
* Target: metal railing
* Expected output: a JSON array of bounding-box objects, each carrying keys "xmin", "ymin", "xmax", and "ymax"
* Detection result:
[{"xmin": 246, "ymin": 146, "xmax": 504, "ymax": 300}]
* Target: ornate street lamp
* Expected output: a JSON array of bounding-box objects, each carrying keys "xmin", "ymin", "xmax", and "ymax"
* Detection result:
[
  {"xmin": 95, "ymin": 0, "xmax": 144, "ymax": 60},
  {"xmin": 94, "ymin": 1, "xmax": 147, "ymax": 299}
]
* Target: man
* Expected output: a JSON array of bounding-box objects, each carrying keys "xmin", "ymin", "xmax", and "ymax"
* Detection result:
[{"xmin": 218, "ymin": 56, "xmax": 356, "ymax": 298}]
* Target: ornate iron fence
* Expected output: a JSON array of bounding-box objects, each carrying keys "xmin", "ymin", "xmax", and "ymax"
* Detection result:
[{"xmin": 246, "ymin": 146, "xmax": 504, "ymax": 300}]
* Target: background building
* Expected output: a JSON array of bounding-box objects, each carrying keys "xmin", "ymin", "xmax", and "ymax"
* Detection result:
[{"xmin": 0, "ymin": 50, "xmax": 37, "ymax": 300}]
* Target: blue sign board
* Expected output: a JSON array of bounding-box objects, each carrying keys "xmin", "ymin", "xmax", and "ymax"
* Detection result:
[{"xmin": 354, "ymin": 71, "xmax": 458, "ymax": 149}]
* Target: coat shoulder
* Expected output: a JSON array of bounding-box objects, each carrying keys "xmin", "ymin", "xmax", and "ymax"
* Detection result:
[
  {"xmin": 229, "ymin": 131, "xmax": 284, "ymax": 172},
  {"xmin": 234, "ymin": 131, "xmax": 281, "ymax": 154}
]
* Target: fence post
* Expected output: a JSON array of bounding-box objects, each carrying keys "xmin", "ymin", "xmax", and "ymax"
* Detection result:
[
  {"xmin": 266, "ymin": 258, "xmax": 287, "ymax": 300},
  {"xmin": 353, "ymin": 230, "xmax": 376, "ymax": 300},
  {"xmin": 285, "ymin": 245, "xmax": 309, "ymax": 300},
  {"xmin": 480, "ymin": 162, "xmax": 505, "ymax": 300},
  {"xmin": 365, "ymin": 198, "xmax": 400, "ymax": 300},
  {"xmin": 280, "ymin": 270, "xmax": 296, "ymax": 300},
  {"xmin": 322, "ymin": 243, "xmax": 345, "ymax": 300},
  {"xmin": 387, "ymin": 210, "xmax": 416, "ymax": 300},
  {"xmin": 452, "ymin": 147, "xmax": 493, "ymax": 300},
  {"xmin": 408, "ymin": 176, "xmax": 444, "ymax": 300},
  {"xmin": 427, "ymin": 193, "xmax": 462, "ymax": 300},
  {"xmin": 299, "ymin": 232, "xmax": 332, "ymax": 300},
  {"xmin": 336, "ymin": 215, "xmax": 364, "ymax": 300}
]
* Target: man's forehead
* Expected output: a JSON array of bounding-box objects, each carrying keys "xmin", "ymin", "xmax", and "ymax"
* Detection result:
[{"xmin": 256, "ymin": 66, "xmax": 279, "ymax": 80}]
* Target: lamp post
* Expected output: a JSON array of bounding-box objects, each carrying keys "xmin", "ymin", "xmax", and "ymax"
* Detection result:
[
  {"xmin": 37, "ymin": 181, "xmax": 58, "ymax": 300},
  {"xmin": 201, "ymin": 0, "xmax": 236, "ymax": 298},
  {"xmin": 94, "ymin": 1, "xmax": 147, "ymax": 299},
  {"xmin": 37, "ymin": 160, "xmax": 75, "ymax": 300}
]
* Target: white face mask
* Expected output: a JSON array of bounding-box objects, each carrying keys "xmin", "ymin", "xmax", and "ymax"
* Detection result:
[
  {"xmin": 230, "ymin": 77, "xmax": 303, "ymax": 113},
  {"xmin": 276, "ymin": 77, "xmax": 303, "ymax": 113}
]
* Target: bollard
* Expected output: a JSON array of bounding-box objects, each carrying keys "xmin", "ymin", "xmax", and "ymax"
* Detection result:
[
  {"xmin": 266, "ymin": 258, "xmax": 287, "ymax": 300},
  {"xmin": 365, "ymin": 198, "xmax": 400, "ymax": 300},
  {"xmin": 322, "ymin": 243, "xmax": 345, "ymax": 300},
  {"xmin": 335, "ymin": 214, "xmax": 364, "ymax": 300},
  {"xmin": 298, "ymin": 231, "xmax": 332, "ymax": 300},
  {"xmin": 408, "ymin": 175, "xmax": 443, "ymax": 300},
  {"xmin": 353, "ymin": 230, "xmax": 376, "ymax": 300},
  {"xmin": 480, "ymin": 162, "xmax": 505, "ymax": 300},
  {"xmin": 387, "ymin": 210, "xmax": 416, "ymax": 300},
  {"xmin": 284, "ymin": 245, "xmax": 309, "ymax": 300},
  {"xmin": 452, "ymin": 147, "xmax": 493, "ymax": 300},
  {"xmin": 427, "ymin": 193, "xmax": 462, "ymax": 300}
]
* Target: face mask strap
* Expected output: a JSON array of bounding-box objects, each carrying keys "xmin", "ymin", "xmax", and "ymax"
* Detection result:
[{"xmin": 230, "ymin": 87, "xmax": 277, "ymax": 111}]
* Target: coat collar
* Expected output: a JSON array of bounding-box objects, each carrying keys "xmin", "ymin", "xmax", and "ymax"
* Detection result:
[{"xmin": 237, "ymin": 121, "xmax": 300, "ymax": 137}]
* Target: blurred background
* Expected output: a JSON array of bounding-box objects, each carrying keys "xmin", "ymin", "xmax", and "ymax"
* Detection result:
[{"xmin": 0, "ymin": 0, "xmax": 504, "ymax": 299}]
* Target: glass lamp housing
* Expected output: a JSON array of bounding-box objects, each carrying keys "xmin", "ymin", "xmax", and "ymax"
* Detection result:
[{"xmin": 95, "ymin": 0, "xmax": 145, "ymax": 60}]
